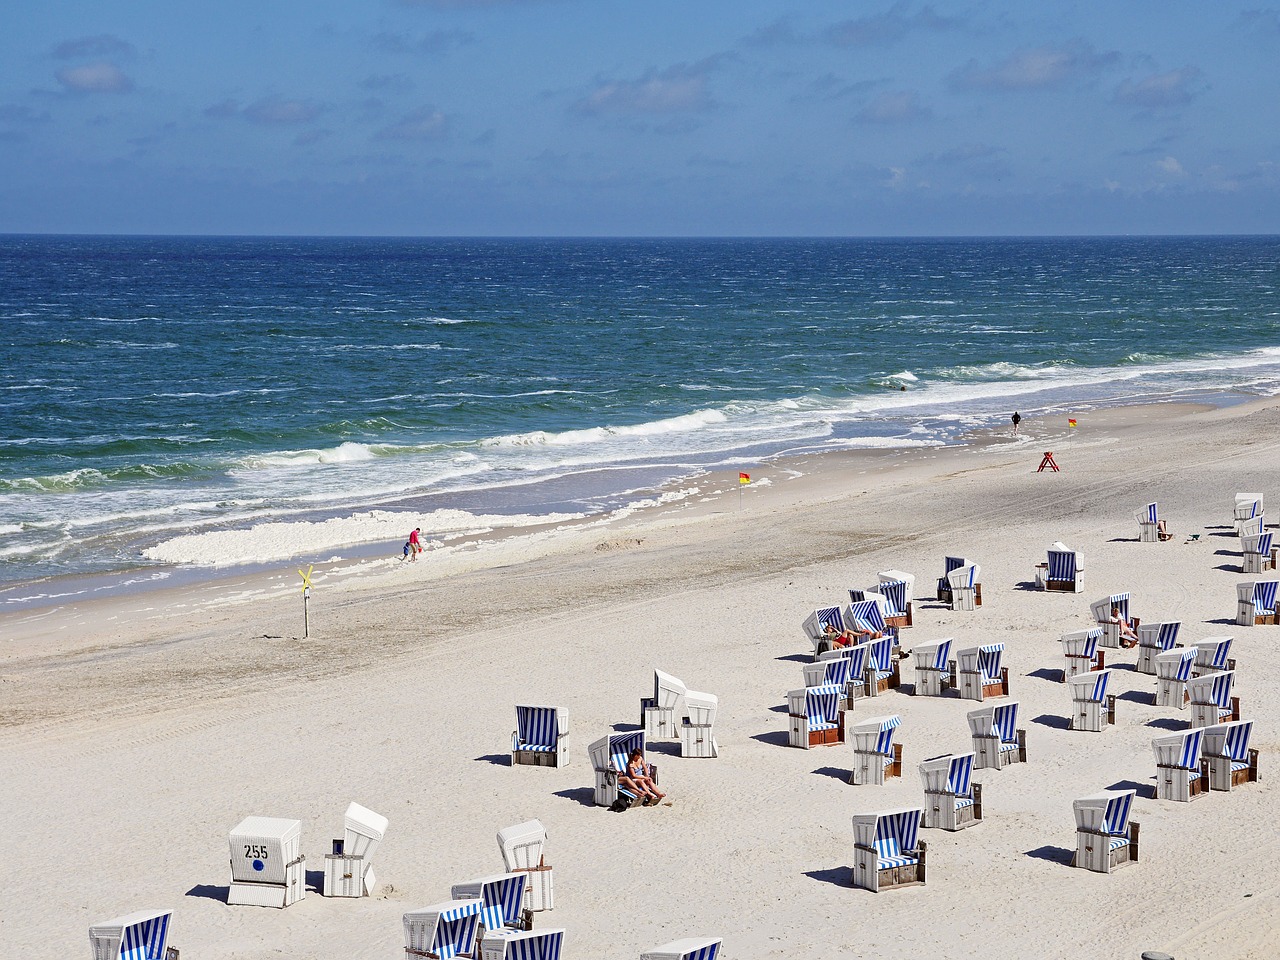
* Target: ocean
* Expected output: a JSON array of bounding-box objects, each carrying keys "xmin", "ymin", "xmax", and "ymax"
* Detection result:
[{"xmin": 3, "ymin": 235, "xmax": 1279, "ymax": 604}]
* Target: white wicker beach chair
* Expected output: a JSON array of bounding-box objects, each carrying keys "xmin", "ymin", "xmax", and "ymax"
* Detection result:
[
  {"xmin": 587, "ymin": 730, "xmax": 656, "ymax": 808},
  {"xmin": 865, "ymin": 635, "xmax": 901, "ymax": 696},
  {"xmin": 787, "ymin": 683, "xmax": 844, "ymax": 748},
  {"xmin": 956, "ymin": 643, "xmax": 1008, "ymax": 701},
  {"xmin": 851, "ymin": 808, "xmax": 927, "ymax": 892},
  {"xmin": 816, "ymin": 642, "xmax": 871, "ymax": 704},
  {"xmin": 478, "ymin": 928, "xmax": 564, "ymax": 960},
  {"xmin": 1241, "ymin": 533, "xmax": 1275, "ymax": 574},
  {"xmin": 1154, "ymin": 648, "xmax": 1196, "ymax": 708},
  {"xmin": 1060, "ymin": 628, "xmax": 1105, "ymax": 680},
  {"xmin": 323, "ymin": 801, "xmax": 387, "ymax": 898},
  {"xmin": 496, "ymin": 819, "xmax": 553, "ymax": 913},
  {"xmin": 803, "ymin": 605, "xmax": 853, "ymax": 659},
  {"xmin": 1152, "ymin": 729, "xmax": 1209, "ymax": 802},
  {"xmin": 919, "ymin": 753, "xmax": 982, "ymax": 831},
  {"xmin": 1191, "ymin": 636, "xmax": 1235, "ymax": 676},
  {"xmin": 1187, "ymin": 671, "xmax": 1240, "ymax": 728},
  {"xmin": 450, "ymin": 873, "xmax": 529, "ymax": 936},
  {"xmin": 876, "ymin": 570, "xmax": 915, "ymax": 627},
  {"xmin": 1091, "ymin": 593, "xmax": 1138, "ymax": 648},
  {"xmin": 680, "ymin": 688, "xmax": 719, "ymax": 758},
  {"xmin": 1072, "ymin": 790, "xmax": 1138, "ymax": 874},
  {"xmin": 1203, "ymin": 720, "xmax": 1260, "ymax": 791},
  {"xmin": 640, "ymin": 937, "xmax": 722, "ymax": 960},
  {"xmin": 913, "ymin": 639, "xmax": 953, "ymax": 697},
  {"xmin": 227, "ymin": 816, "xmax": 306, "ymax": 908},
  {"xmin": 1234, "ymin": 494, "xmax": 1264, "ymax": 535},
  {"xmin": 1135, "ymin": 502, "xmax": 1168, "ymax": 542},
  {"xmin": 1067, "ymin": 670, "xmax": 1115, "ymax": 732},
  {"xmin": 1135, "ymin": 621, "xmax": 1181, "ymax": 675},
  {"xmin": 967, "ymin": 702, "xmax": 1026, "ymax": 769},
  {"xmin": 1039, "ymin": 541, "xmax": 1083, "ymax": 592},
  {"xmin": 404, "ymin": 899, "xmax": 483, "ymax": 960},
  {"xmin": 512, "ymin": 705, "xmax": 569, "ymax": 767},
  {"xmin": 639, "ymin": 669, "xmax": 686, "ymax": 739},
  {"xmin": 849, "ymin": 714, "xmax": 903, "ymax": 785},
  {"xmin": 947, "ymin": 563, "xmax": 981, "ymax": 611},
  {"xmin": 936, "ymin": 555, "xmax": 969, "ymax": 603},
  {"xmin": 89, "ymin": 909, "xmax": 177, "ymax": 960},
  {"xmin": 1235, "ymin": 580, "xmax": 1278, "ymax": 626}
]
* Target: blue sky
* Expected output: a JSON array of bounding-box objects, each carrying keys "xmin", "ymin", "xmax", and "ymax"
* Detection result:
[{"xmin": 1, "ymin": 1, "xmax": 1277, "ymax": 235}]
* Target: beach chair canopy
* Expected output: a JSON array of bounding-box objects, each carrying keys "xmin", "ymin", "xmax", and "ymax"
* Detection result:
[
  {"xmin": 968, "ymin": 701, "xmax": 1019, "ymax": 744},
  {"xmin": 89, "ymin": 909, "xmax": 172, "ymax": 960},
  {"xmin": 450, "ymin": 873, "xmax": 527, "ymax": 931},
  {"xmin": 652, "ymin": 669, "xmax": 687, "ymax": 710},
  {"xmin": 1136, "ymin": 502, "xmax": 1158, "ymax": 525},
  {"xmin": 683, "ymin": 689, "xmax": 718, "ymax": 726},
  {"xmin": 341, "ymin": 802, "xmax": 388, "ymax": 862},
  {"xmin": 1193, "ymin": 637, "xmax": 1233, "ymax": 671},
  {"xmin": 1188, "ymin": 670, "xmax": 1235, "ymax": 707},
  {"xmin": 497, "ymin": 820, "xmax": 546, "ymax": 872},
  {"xmin": 919, "ymin": 752, "xmax": 975, "ymax": 798},
  {"xmin": 1242, "ymin": 533, "xmax": 1273, "ymax": 557},
  {"xmin": 1047, "ymin": 544, "xmax": 1080, "ymax": 581},
  {"xmin": 804, "ymin": 654, "xmax": 852, "ymax": 690},
  {"xmin": 1238, "ymin": 580, "xmax": 1279, "ymax": 612},
  {"xmin": 1203, "ymin": 721, "xmax": 1253, "ymax": 763},
  {"xmin": 1138, "ymin": 621, "xmax": 1181, "ymax": 650},
  {"xmin": 796, "ymin": 684, "xmax": 842, "ymax": 729},
  {"xmin": 914, "ymin": 639, "xmax": 953, "ymax": 671},
  {"xmin": 515, "ymin": 705, "xmax": 568, "ymax": 752},
  {"xmin": 1154, "ymin": 648, "xmax": 1196, "ymax": 682},
  {"xmin": 1091, "ymin": 593, "xmax": 1130, "ymax": 623},
  {"xmin": 1073, "ymin": 790, "xmax": 1135, "ymax": 837},
  {"xmin": 1068, "ymin": 669, "xmax": 1111, "ymax": 702},
  {"xmin": 947, "ymin": 563, "xmax": 980, "ymax": 589},
  {"xmin": 848, "ymin": 598, "xmax": 890, "ymax": 635},
  {"xmin": 851, "ymin": 714, "xmax": 901, "ymax": 755},
  {"xmin": 493, "ymin": 929, "xmax": 565, "ymax": 960},
  {"xmin": 1152, "ymin": 729, "xmax": 1203, "ymax": 771},
  {"xmin": 403, "ymin": 900, "xmax": 482, "ymax": 960},
  {"xmin": 1061, "ymin": 629, "xmax": 1100, "ymax": 658},
  {"xmin": 640, "ymin": 937, "xmax": 723, "ymax": 960},
  {"xmin": 588, "ymin": 730, "xmax": 646, "ymax": 774},
  {"xmin": 852, "ymin": 808, "xmax": 923, "ymax": 867},
  {"xmin": 867, "ymin": 636, "xmax": 896, "ymax": 678},
  {"xmin": 804, "ymin": 605, "xmax": 847, "ymax": 639},
  {"xmin": 944, "ymin": 556, "xmax": 968, "ymax": 575},
  {"xmin": 958, "ymin": 643, "xmax": 1004, "ymax": 680},
  {"xmin": 1234, "ymin": 495, "xmax": 1262, "ymax": 520},
  {"xmin": 228, "ymin": 816, "xmax": 301, "ymax": 885},
  {"xmin": 877, "ymin": 570, "xmax": 915, "ymax": 614}
]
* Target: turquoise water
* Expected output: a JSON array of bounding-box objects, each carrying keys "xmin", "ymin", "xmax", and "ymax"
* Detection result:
[{"xmin": 3, "ymin": 235, "xmax": 1280, "ymax": 590}]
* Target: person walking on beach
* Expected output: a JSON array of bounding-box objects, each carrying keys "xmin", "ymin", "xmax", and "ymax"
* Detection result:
[
  {"xmin": 1011, "ymin": 411, "xmax": 1022, "ymax": 436},
  {"xmin": 408, "ymin": 526, "xmax": 423, "ymax": 560}
]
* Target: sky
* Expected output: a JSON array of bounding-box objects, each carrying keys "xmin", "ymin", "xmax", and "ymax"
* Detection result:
[{"xmin": 1, "ymin": 1, "xmax": 1278, "ymax": 236}]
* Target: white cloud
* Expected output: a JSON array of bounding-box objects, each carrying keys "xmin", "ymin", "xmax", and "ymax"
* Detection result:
[
  {"xmin": 951, "ymin": 40, "xmax": 1120, "ymax": 90},
  {"xmin": 577, "ymin": 62, "xmax": 716, "ymax": 115},
  {"xmin": 376, "ymin": 106, "xmax": 447, "ymax": 140},
  {"xmin": 243, "ymin": 99, "xmax": 319, "ymax": 125},
  {"xmin": 55, "ymin": 62, "xmax": 133, "ymax": 94},
  {"xmin": 857, "ymin": 90, "xmax": 930, "ymax": 123},
  {"xmin": 1114, "ymin": 67, "xmax": 1202, "ymax": 110},
  {"xmin": 1156, "ymin": 156, "xmax": 1185, "ymax": 176}
]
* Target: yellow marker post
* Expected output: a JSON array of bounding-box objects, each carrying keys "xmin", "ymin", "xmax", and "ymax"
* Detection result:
[{"xmin": 298, "ymin": 565, "xmax": 314, "ymax": 638}]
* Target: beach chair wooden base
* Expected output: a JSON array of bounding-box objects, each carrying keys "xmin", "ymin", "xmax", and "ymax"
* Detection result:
[
  {"xmin": 323, "ymin": 853, "xmax": 373, "ymax": 897},
  {"xmin": 1208, "ymin": 750, "xmax": 1259, "ymax": 791},
  {"xmin": 885, "ymin": 607, "xmax": 913, "ymax": 629},
  {"xmin": 850, "ymin": 743, "xmax": 902, "ymax": 786},
  {"xmin": 1139, "ymin": 523, "xmax": 1160, "ymax": 543},
  {"xmin": 1191, "ymin": 697, "xmax": 1240, "ymax": 729},
  {"xmin": 974, "ymin": 729, "xmax": 1026, "ymax": 769},
  {"xmin": 1242, "ymin": 552, "xmax": 1274, "ymax": 574},
  {"xmin": 641, "ymin": 704, "xmax": 679, "ymax": 740},
  {"xmin": 914, "ymin": 669, "xmax": 951, "ymax": 697},
  {"xmin": 1070, "ymin": 696, "xmax": 1116, "ymax": 732},
  {"xmin": 679, "ymin": 724, "xmax": 718, "ymax": 758},
  {"xmin": 513, "ymin": 749, "xmax": 561, "ymax": 767},
  {"xmin": 924, "ymin": 782, "xmax": 982, "ymax": 831},
  {"xmin": 852, "ymin": 841, "xmax": 927, "ymax": 892},
  {"xmin": 1073, "ymin": 823, "xmax": 1139, "ymax": 873},
  {"xmin": 949, "ymin": 584, "xmax": 981, "ymax": 611},
  {"xmin": 790, "ymin": 712, "xmax": 845, "ymax": 749},
  {"xmin": 867, "ymin": 662, "xmax": 901, "ymax": 697},
  {"xmin": 1236, "ymin": 601, "xmax": 1277, "ymax": 626},
  {"xmin": 958, "ymin": 667, "xmax": 1009, "ymax": 702},
  {"xmin": 1155, "ymin": 679, "xmax": 1189, "ymax": 709},
  {"xmin": 1156, "ymin": 761, "xmax": 1209, "ymax": 802},
  {"xmin": 844, "ymin": 680, "xmax": 868, "ymax": 707}
]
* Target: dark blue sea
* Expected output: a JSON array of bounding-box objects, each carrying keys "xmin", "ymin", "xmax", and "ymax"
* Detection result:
[{"xmin": 3, "ymin": 235, "xmax": 1279, "ymax": 599}]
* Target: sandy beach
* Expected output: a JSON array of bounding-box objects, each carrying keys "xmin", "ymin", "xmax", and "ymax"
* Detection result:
[{"xmin": 2, "ymin": 398, "xmax": 1276, "ymax": 960}]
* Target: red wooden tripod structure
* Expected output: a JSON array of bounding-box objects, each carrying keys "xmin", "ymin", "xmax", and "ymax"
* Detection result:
[{"xmin": 1037, "ymin": 451, "xmax": 1060, "ymax": 473}]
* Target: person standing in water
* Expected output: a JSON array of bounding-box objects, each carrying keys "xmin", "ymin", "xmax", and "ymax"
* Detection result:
[{"xmin": 1011, "ymin": 411, "xmax": 1022, "ymax": 436}]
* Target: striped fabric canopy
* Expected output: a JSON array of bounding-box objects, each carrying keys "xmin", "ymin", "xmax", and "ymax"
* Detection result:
[
  {"xmin": 1154, "ymin": 728, "xmax": 1203, "ymax": 769},
  {"xmin": 1107, "ymin": 593, "xmax": 1130, "ymax": 619},
  {"xmin": 515, "ymin": 706, "xmax": 560, "ymax": 750},
  {"xmin": 609, "ymin": 731, "xmax": 646, "ymax": 773},
  {"xmin": 1252, "ymin": 581, "xmax": 1279, "ymax": 613},
  {"xmin": 1221, "ymin": 721, "xmax": 1253, "ymax": 761},
  {"xmin": 865, "ymin": 714, "xmax": 902, "ymax": 754},
  {"xmin": 1141, "ymin": 621, "xmax": 1181, "ymax": 650},
  {"xmin": 848, "ymin": 598, "xmax": 888, "ymax": 634},
  {"xmin": 817, "ymin": 656, "xmax": 852, "ymax": 688},
  {"xmin": 992, "ymin": 702, "xmax": 1019, "ymax": 743},
  {"xmin": 977, "ymin": 643, "xmax": 1004, "ymax": 681},
  {"xmin": 477, "ymin": 875, "xmax": 526, "ymax": 931},
  {"xmin": 1156, "ymin": 648, "xmax": 1196, "ymax": 682},
  {"xmin": 1103, "ymin": 792, "xmax": 1134, "ymax": 835},
  {"xmin": 1063, "ymin": 632, "xmax": 1098, "ymax": 658},
  {"xmin": 94, "ymin": 911, "xmax": 171, "ymax": 960},
  {"xmin": 1193, "ymin": 671, "xmax": 1235, "ymax": 708},
  {"xmin": 920, "ymin": 639, "xmax": 952, "ymax": 671},
  {"xmin": 1047, "ymin": 549, "xmax": 1078, "ymax": 581},
  {"xmin": 867, "ymin": 636, "xmax": 895, "ymax": 675},
  {"xmin": 1256, "ymin": 533, "xmax": 1274, "ymax": 555},
  {"xmin": 879, "ymin": 579, "xmax": 909, "ymax": 616},
  {"xmin": 845, "ymin": 643, "xmax": 870, "ymax": 679},
  {"xmin": 1072, "ymin": 670, "xmax": 1110, "ymax": 703},
  {"xmin": 806, "ymin": 684, "xmax": 843, "ymax": 726},
  {"xmin": 508, "ymin": 930, "xmax": 565, "ymax": 960},
  {"xmin": 1140, "ymin": 502, "xmax": 1158, "ymax": 524},
  {"xmin": 404, "ymin": 901, "xmax": 483, "ymax": 960},
  {"xmin": 1196, "ymin": 638, "xmax": 1232, "ymax": 670},
  {"xmin": 873, "ymin": 809, "xmax": 921, "ymax": 863},
  {"xmin": 814, "ymin": 605, "xmax": 845, "ymax": 633},
  {"xmin": 946, "ymin": 753, "xmax": 975, "ymax": 797},
  {"xmin": 944, "ymin": 555, "xmax": 966, "ymax": 574}
]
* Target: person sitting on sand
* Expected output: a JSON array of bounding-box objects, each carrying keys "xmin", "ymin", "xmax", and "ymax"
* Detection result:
[
  {"xmin": 618, "ymin": 748, "xmax": 665, "ymax": 805},
  {"xmin": 1157, "ymin": 519, "xmax": 1171, "ymax": 541},
  {"xmin": 1110, "ymin": 606, "xmax": 1140, "ymax": 648}
]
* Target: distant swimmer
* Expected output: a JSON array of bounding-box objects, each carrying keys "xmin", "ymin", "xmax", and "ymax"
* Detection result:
[{"xmin": 1011, "ymin": 411, "xmax": 1022, "ymax": 435}]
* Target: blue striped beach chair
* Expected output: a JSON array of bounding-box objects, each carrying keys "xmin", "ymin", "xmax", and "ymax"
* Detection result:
[
  {"xmin": 846, "ymin": 597, "xmax": 894, "ymax": 640},
  {"xmin": 1073, "ymin": 790, "xmax": 1139, "ymax": 873},
  {"xmin": 787, "ymin": 683, "xmax": 845, "ymax": 748},
  {"xmin": 1236, "ymin": 580, "xmax": 1279, "ymax": 626},
  {"xmin": 912, "ymin": 638, "xmax": 953, "ymax": 696},
  {"xmin": 450, "ymin": 873, "xmax": 528, "ymax": 935},
  {"xmin": 480, "ymin": 927, "xmax": 565, "ymax": 960},
  {"xmin": 1192, "ymin": 636, "xmax": 1234, "ymax": 675},
  {"xmin": 803, "ymin": 651, "xmax": 853, "ymax": 691},
  {"xmin": 1188, "ymin": 670, "xmax": 1240, "ymax": 729},
  {"xmin": 956, "ymin": 643, "xmax": 1008, "ymax": 701},
  {"xmin": 877, "ymin": 570, "xmax": 916, "ymax": 627},
  {"xmin": 1136, "ymin": 621, "xmax": 1181, "ymax": 675},
  {"xmin": 587, "ymin": 730, "xmax": 656, "ymax": 808},
  {"xmin": 1234, "ymin": 494, "xmax": 1264, "ymax": 535},
  {"xmin": 946, "ymin": 562, "xmax": 981, "ymax": 611},
  {"xmin": 640, "ymin": 937, "xmax": 722, "ymax": 960},
  {"xmin": 803, "ymin": 605, "xmax": 850, "ymax": 659},
  {"xmin": 1039, "ymin": 542, "xmax": 1083, "ymax": 592},
  {"xmin": 1091, "ymin": 593, "xmax": 1138, "ymax": 648},
  {"xmin": 865, "ymin": 634, "xmax": 901, "ymax": 695},
  {"xmin": 919, "ymin": 752, "xmax": 982, "ymax": 830},
  {"xmin": 936, "ymin": 556, "xmax": 968, "ymax": 602},
  {"xmin": 821, "ymin": 641, "xmax": 871, "ymax": 703},
  {"xmin": 1060, "ymin": 628, "xmax": 1105, "ymax": 681},
  {"xmin": 512, "ymin": 705, "xmax": 569, "ymax": 767},
  {"xmin": 1242, "ymin": 532, "xmax": 1275, "ymax": 574},
  {"xmin": 849, "ymin": 714, "xmax": 903, "ymax": 785},
  {"xmin": 1067, "ymin": 669, "xmax": 1115, "ymax": 731},
  {"xmin": 968, "ymin": 701, "xmax": 1026, "ymax": 769},
  {"xmin": 89, "ymin": 909, "xmax": 175, "ymax": 960},
  {"xmin": 1152, "ymin": 728, "xmax": 1209, "ymax": 801},
  {"xmin": 1203, "ymin": 720, "xmax": 1260, "ymax": 790},
  {"xmin": 1154, "ymin": 647, "xmax": 1197, "ymax": 708},
  {"xmin": 851, "ymin": 808, "xmax": 927, "ymax": 892},
  {"xmin": 1135, "ymin": 502, "xmax": 1169, "ymax": 542},
  {"xmin": 640, "ymin": 669, "xmax": 686, "ymax": 739},
  {"xmin": 403, "ymin": 899, "xmax": 483, "ymax": 960}
]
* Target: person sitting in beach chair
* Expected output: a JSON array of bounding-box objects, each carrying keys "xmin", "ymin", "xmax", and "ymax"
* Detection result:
[
  {"xmin": 1109, "ymin": 606, "xmax": 1139, "ymax": 648},
  {"xmin": 823, "ymin": 622, "xmax": 856, "ymax": 649},
  {"xmin": 619, "ymin": 748, "xmax": 665, "ymax": 805}
]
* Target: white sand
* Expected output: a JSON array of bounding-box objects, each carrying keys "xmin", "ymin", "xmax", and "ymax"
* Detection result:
[{"xmin": 2, "ymin": 399, "xmax": 1277, "ymax": 959}]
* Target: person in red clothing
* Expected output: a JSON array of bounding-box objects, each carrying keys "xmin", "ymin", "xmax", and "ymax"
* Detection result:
[{"xmin": 408, "ymin": 527, "xmax": 424, "ymax": 561}]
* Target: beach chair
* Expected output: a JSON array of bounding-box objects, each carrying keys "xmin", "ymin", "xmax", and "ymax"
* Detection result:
[
  {"xmin": 1234, "ymin": 495, "xmax": 1263, "ymax": 535},
  {"xmin": 1241, "ymin": 533, "xmax": 1275, "ymax": 574},
  {"xmin": 323, "ymin": 801, "xmax": 388, "ymax": 898},
  {"xmin": 1038, "ymin": 542, "xmax": 1083, "ymax": 592},
  {"xmin": 588, "ymin": 730, "xmax": 657, "ymax": 809},
  {"xmin": 1060, "ymin": 628, "xmax": 1105, "ymax": 681},
  {"xmin": 937, "ymin": 555, "xmax": 968, "ymax": 602},
  {"xmin": 913, "ymin": 639, "xmax": 953, "ymax": 697},
  {"xmin": 846, "ymin": 597, "xmax": 896, "ymax": 644},
  {"xmin": 849, "ymin": 714, "xmax": 903, "ymax": 785},
  {"xmin": 1152, "ymin": 728, "xmax": 1209, "ymax": 802},
  {"xmin": 803, "ymin": 605, "xmax": 851, "ymax": 659},
  {"xmin": 919, "ymin": 753, "xmax": 982, "ymax": 831},
  {"xmin": 679, "ymin": 689, "xmax": 719, "ymax": 758},
  {"xmin": 497, "ymin": 820, "xmax": 553, "ymax": 912},
  {"xmin": 865, "ymin": 635, "xmax": 901, "ymax": 695},
  {"xmin": 877, "ymin": 570, "xmax": 915, "ymax": 627},
  {"xmin": 803, "ymin": 651, "xmax": 853, "ymax": 691},
  {"xmin": 640, "ymin": 669, "xmax": 686, "ymax": 739},
  {"xmin": 1136, "ymin": 502, "xmax": 1169, "ymax": 542},
  {"xmin": 947, "ymin": 563, "xmax": 981, "ymax": 611},
  {"xmin": 512, "ymin": 705, "xmax": 569, "ymax": 767},
  {"xmin": 1203, "ymin": 721, "xmax": 1260, "ymax": 791},
  {"xmin": 787, "ymin": 683, "xmax": 844, "ymax": 748},
  {"xmin": 1154, "ymin": 648, "xmax": 1197, "ymax": 708},
  {"xmin": 968, "ymin": 702, "xmax": 1026, "ymax": 769},
  {"xmin": 1187, "ymin": 671, "xmax": 1240, "ymax": 728},
  {"xmin": 1239, "ymin": 515, "xmax": 1264, "ymax": 539},
  {"xmin": 1072, "ymin": 790, "xmax": 1139, "ymax": 874},
  {"xmin": 1235, "ymin": 580, "xmax": 1279, "ymax": 626},
  {"xmin": 404, "ymin": 899, "xmax": 483, "ymax": 960},
  {"xmin": 1091, "ymin": 593, "xmax": 1138, "ymax": 648},
  {"xmin": 955, "ymin": 643, "xmax": 1008, "ymax": 701},
  {"xmin": 816, "ymin": 643, "xmax": 870, "ymax": 704},
  {"xmin": 1067, "ymin": 670, "xmax": 1115, "ymax": 731},
  {"xmin": 640, "ymin": 938, "xmax": 722, "ymax": 960},
  {"xmin": 479, "ymin": 928, "xmax": 564, "ymax": 960},
  {"xmin": 851, "ymin": 808, "xmax": 927, "ymax": 892},
  {"xmin": 1135, "ymin": 621, "xmax": 1181, "ymax": 675},
  {"xmin": 227, "ymin": 816, "xmax": 305, "ymax": 908},
  {"xmin": 450, "ymin": 873, "xmax": 530, "ymax": 936},
  {"xmin": 1191, "ymin": 636, "xmax": 1235, "ymax": 676},
  {"xmin": 89, "ymin": 910, "xmax": 177, "ymax": 960}
]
